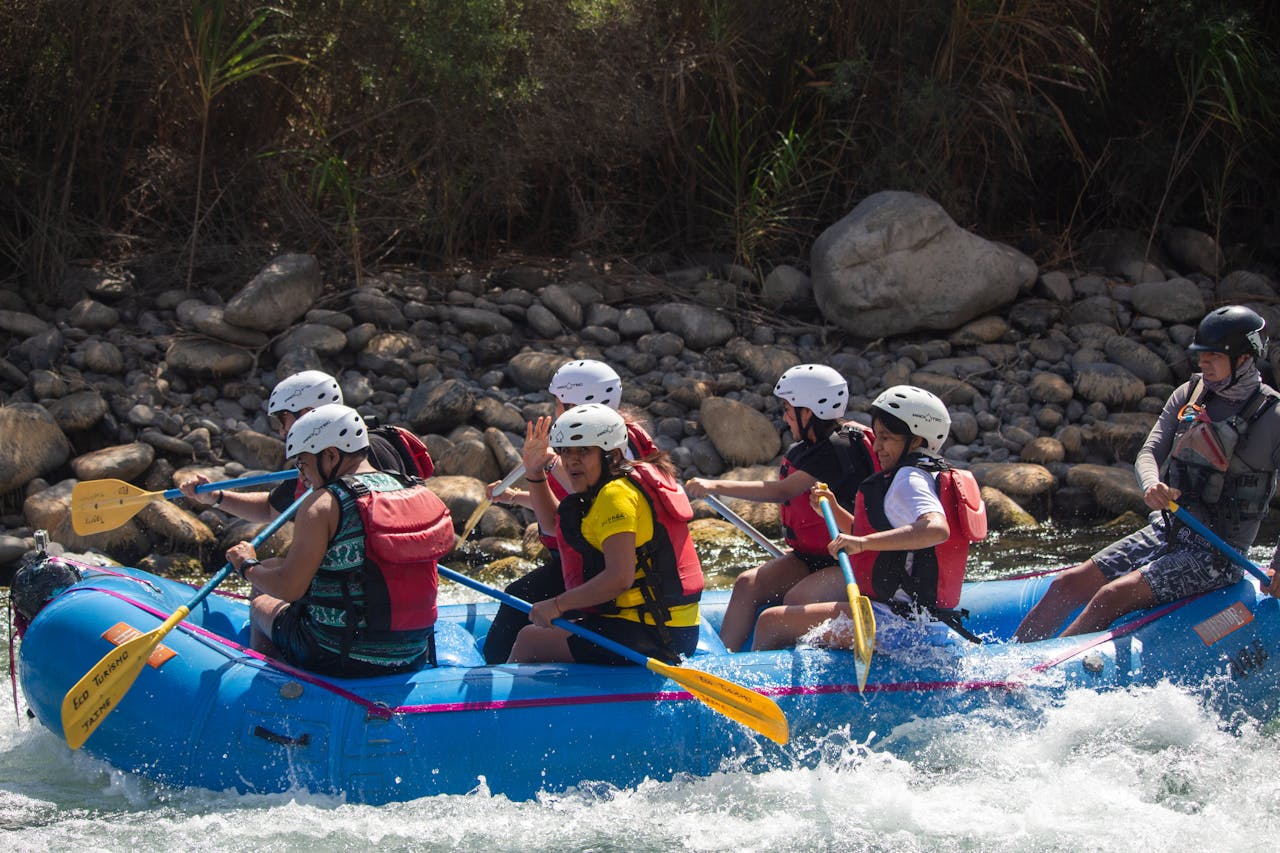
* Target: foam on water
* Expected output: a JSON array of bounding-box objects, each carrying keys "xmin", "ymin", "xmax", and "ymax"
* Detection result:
[{"xmin": 4, "ymin": 677, "xmax": 1280, "ymax": 852}]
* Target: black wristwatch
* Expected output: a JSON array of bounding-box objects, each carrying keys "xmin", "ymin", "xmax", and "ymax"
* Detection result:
[{"xmin": 237, "ymin": 558, "xmax": 261, "ymax": 580}]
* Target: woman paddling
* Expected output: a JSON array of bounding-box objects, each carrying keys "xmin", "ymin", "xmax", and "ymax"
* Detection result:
[{"xmin": 506, "ymin": 404, "xmax": 703, "ymax": 664}]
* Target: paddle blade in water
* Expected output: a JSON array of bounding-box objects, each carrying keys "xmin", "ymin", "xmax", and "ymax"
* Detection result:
[
  {"xmin": 455, "ymin": 498, "xmax": 491, "ymax": 548},
  {"xmin": 61, "ymin": 607, "xmax": 189, "ymax": 749},
  {"xmin": 71, "ymin": 479, "xmax": 160, "ymax": 535},
  {"xmin": 647, "ymin": 658, "xmax": 789, "ymax": 745}
]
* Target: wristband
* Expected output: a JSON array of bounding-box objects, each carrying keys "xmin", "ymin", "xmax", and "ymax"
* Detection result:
[
  {"xmin": 212, "ymin": 490, "xmax": 225, "ymax": 507},
  {"xmin": 237, "ymin": 558, "xmax": 261, "ymax": 580},
  {"xmin": 525, "ymin": 475, "xmax": 547, "ymax": 483}
]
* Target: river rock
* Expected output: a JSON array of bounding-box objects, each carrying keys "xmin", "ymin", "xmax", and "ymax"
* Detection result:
[
  {"xmin": 652, "ymin": 303, "xmax": 734, "ymax": 350},
  {"xmin": 68, "ymin": 298, "xmax": 120, "ymax": 331},
  {"xmin": 223, "ymin": 253, "xmax": 323, "ymax": 332},
  {"xmin": 0, "ymin": 404, "xmax": 73, "ymax": 493},
  {"xmin": 407, "ymin": 379, "xmax": 476, "ymax": 434},
  {"xmin": 1066, "ymin": 463, "xmax": 1146, "ymax": 515},
  {"xmin": 46, "ymin": 390, "xmax": 108, "ymax": 433},
  {"xmin": 71, "ymin": 442, "xmax": 155, "ymax": 483},
  {"xmin": 166, "ymin": 338, "xmax": 254, "ymax": 378},
  {"xmin": 137, "ymin": 500, "xmax": 217, "ymax": 552},
  {"xmin": 1162, "ymin": 227, "xmax": 1221, "ymax": 277},
  {"xmin": 969, "ymin": 462, "xmax": 1056, "ymax": 500},
  {"xmin": 1129, "ymin": 278, "xmax": 1204, "ymax": 323},
  {"xmin": 176, "ymin": 300, "xmax": 271, "ymax": 346},
  {"xmin": 222, "ymin": 429, "xmax": 285, "ymax": 471},
  {"xmin": 699, "ymin": 397, "xmax": 781, "ymax": 466},
  {"xmin": 506, "ymin": 350, "xmax": 569, "ymax": 393},
  {"xmin": 980, "ymin": 486, "xmax": 1038, "ymax": 530},
  {"xmin": 811, "ymin": 191, "xmax": 1036, "ymax": 337},
  {"xmin": 1072, "ymin": 363, "xmax": 1145, "ymax": 408},
  {"xmin": 274, "ymin": 323, "xmax": 348, "ymax": 359}
]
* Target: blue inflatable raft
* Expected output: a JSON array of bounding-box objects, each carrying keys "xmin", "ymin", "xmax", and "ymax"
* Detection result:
[{"xmin": 14, "ymin": 555, "xmax": 1280, "ymax": 803}]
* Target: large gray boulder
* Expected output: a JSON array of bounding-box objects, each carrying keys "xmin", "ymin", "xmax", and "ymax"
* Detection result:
[
  {"xmin": 811, "ymin": 191, "xmax": 1036, "ymax": 338},
  {"xmin": 223, "ymin": 253, "xmax": 323, "ymax": 332}
]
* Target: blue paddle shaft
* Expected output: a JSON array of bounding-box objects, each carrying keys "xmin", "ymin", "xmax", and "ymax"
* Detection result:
[
  {"xmin": 187, "ymin": 488, "xmax": 313, "ymax": 609},
  {"xmin": 437, "ymin": 565, "xmax": 647, "ymax": 667},
  {"xmin": 817, "ymin": 497, "xmax": 857, "ymax": 586},
  {"xmin": 161, "ymin": 469, "xmax": 299, "ymax": 501},
  {"xmin": 1170, "ymin": 504, "xmax": 1270, "ymax": 584}
]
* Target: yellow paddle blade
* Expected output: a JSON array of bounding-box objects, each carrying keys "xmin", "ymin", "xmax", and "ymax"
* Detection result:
[
  {"xmin": 62, "ymin": 606, "xmax": 189, "ymax": 749},
  {"xmin": 647, "ymin": 658, "xmax": 789, "ymax": 745},
  {"xmin": 847, "ymin": 584, "xmax": 876, "ymax": 692},
  {"xmin": 454, "ymin": 498, "xmax": 491, "ymax": 549},
  {"xmin": 71, "ymin": 479, "xmax": 163, "ymax": 535}
]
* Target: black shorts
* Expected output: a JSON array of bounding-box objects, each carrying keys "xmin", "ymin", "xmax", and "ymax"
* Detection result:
[
  {"xmin": 565, "ymin": 615, "xmax": 699, "ymax": 666},
  {"xmin": 792, "ymin": 550, "xmax": 836, "ymax": 573}
]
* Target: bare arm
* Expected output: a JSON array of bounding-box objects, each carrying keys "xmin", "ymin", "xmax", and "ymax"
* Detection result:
[
  {"xmin": 227, "ymin": 491, "xmax": 336, "ymax": 601},
  {"xmin": 830, "ymin": 512, "xmax": 949, "ymax": 557},
  {"xmin": 522, "ymin": 417, "xmax": 560, "ymax": 535},
  {"xmin": 686, "ymin": 469, "xmax": 814, "ymax": 503}
]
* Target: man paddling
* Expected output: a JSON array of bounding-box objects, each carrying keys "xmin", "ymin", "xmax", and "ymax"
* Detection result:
[
  {"xmin": 1016, "ymin": 306, "xmax": 1280, "ymax": 640},
  {"xmin": 226, "ymin": 404, "xmax": 453, "ymax": 675}
]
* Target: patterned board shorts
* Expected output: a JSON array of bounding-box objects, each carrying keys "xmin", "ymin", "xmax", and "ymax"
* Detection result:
[{"xmin": 1092, "ymin": 517, "xmax": 1241, "ymax": 605}]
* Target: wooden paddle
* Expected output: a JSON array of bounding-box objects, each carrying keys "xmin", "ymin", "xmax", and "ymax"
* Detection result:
[
  {"xmin": 61, "ymin": 488, "xmax": 313, "ymax": 750},
  {"xmin": 437, "ymin": 564, "xmax": 789, "ymax": 745},
  {"xmin": 703, "ymin": 494, "xmax": 786, "ymax": 560},
  {"xmin": 71, "ymin": 470, "xmax": 299, "ymax": 535},
  {"xmin": 1168, "ymin": 501, "xmax": 1272, "ymax": 584},
  {"xmin": 817, "ymin": 489, "xmax": 876, "ymax": 692},
  {"xmin": 454, "ymin": 463, "xmax": 527, "ymax": 548}
]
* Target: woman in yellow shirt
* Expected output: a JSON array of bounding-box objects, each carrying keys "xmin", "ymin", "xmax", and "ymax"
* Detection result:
[{"xmin": 508, "ymin": 404, "xmax": 704, "ymax": 664}]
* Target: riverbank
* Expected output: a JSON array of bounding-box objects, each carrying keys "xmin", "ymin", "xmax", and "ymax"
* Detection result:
[{"xmin": 1, "ymin": 219, "xmax": 1278, "ymax": 577}]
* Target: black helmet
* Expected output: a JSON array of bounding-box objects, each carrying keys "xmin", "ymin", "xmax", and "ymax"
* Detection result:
[{"xmin": 1189, "ymin": 305, "xmax": 1267, "ymax": 360}]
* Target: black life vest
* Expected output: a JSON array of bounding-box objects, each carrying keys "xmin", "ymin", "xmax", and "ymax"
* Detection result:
[
  {"xmin": 850, "ymin": 452, "xmax": 977, "ymax": 611},
  {"xmin": 555, "ymin": 462, "xmax": 703, "ymax": 627},
  {"xmin": 779, "ymin": 423, "xmax": 878, "ymax": 555}
]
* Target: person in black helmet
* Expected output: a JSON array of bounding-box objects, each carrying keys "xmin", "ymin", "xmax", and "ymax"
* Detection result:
[{"xmin": 1016, "ymin": 305, "xmax": 1280, "ymax": 641}]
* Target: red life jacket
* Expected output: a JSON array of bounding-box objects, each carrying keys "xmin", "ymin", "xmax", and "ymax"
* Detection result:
[
  {"xmin": 371, "ymin": 425, "xmax": 435, "ymax": 479},
  {"xmin": 555, "ymin": 461, "xmax": 703, "ymax": 623},
  {"xmin": 849, "ymin": 453, "xmax": 983, "ymax": 610},
  {"xmin": 779, "ymin": 424, "xmax": 878, "ymax": 555},
  {"xmin": 330, "ymin": 474, "xmax": 454, "ymax": 631}
]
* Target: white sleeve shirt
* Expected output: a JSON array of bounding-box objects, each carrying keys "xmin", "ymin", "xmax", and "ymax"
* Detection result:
[{"xmin": 882, "ymin": 467, "xmax": 944, "ymax": 529}]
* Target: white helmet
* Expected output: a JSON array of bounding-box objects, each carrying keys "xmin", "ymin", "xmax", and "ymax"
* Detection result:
[
  {"xmin": 269, "ymin": 370, "xmax": 343, "ymax": 415},
  {"xmin": 549, "ymin": 359, "xmax": 622, "ymax": 409},
  {"xmin": 550, "ymin": 403, "xmax": 627, "ymax": 452},
  {"xmin": 773, "ymin": 364, "xmax": 849, "ymax": 420},
  {"xmin": 871, "ymin": 385, "xmax": 951, "ymax": 452},
  {"xmin": 285, "ymin": 403, "xmax": 370, "ymax": 457}
]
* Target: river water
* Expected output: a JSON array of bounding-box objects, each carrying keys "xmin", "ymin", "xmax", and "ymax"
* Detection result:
[{"xmin": 4, "ymin": 521, "xmax": 1280, "ymax": 851}]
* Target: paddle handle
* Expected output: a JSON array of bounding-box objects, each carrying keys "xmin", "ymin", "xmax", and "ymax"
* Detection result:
[
  {"xmin": 437, "ymin": 565, "xmax": 646, "ymax": 667},
  {"xmin": 189, "ymin": 487, "xmax": 314, "ymax": 605},
  {"xmin": 163, "ymin": 469, "xmax": 299, "ymax": 501},
  {"xmin": 1168, "ymin": 502, "xmax": 1271, "ymax": 584},
  {"xmin": 491, "ymin": 463, "xmax": 528, "ymax": 497},
  {"xmin": 704, "ymin": 495, "xmax": 786, "ymax": 560},
  {"xmin": 817, "ymin": 496, "xmax": 858, "ymax": 589}
]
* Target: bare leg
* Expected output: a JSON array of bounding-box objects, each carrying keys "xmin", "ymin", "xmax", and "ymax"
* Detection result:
[
  {"xmin": 1059, "ymin": 570, "xmax": 1155, "ymax": 637},
  {"xmin": 782, "ymin": 565, "xmax": 846, "ymax": 606},
  {"xmin": 508, "ymin": 625, "xmax": 573, "ymax": 663},
  {"xmin": 752, "ymin": 602, "xmax": 850, "ymax": 651},
  {"xmin": 1013, "ymin": 560, "xmax": 1107, "ymax": 642},
  {"xmin": 248, "ymin": 590, "xmax": 288, "ymax": 657},
  {"xmin": 719, "ymin": 554, "xmax": 812, "ymax": 652}
]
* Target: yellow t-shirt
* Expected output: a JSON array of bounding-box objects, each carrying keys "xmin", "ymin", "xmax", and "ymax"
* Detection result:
[{"xmin": 580, "ymin": 478, "xmax": 700, "ymax": 628}]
